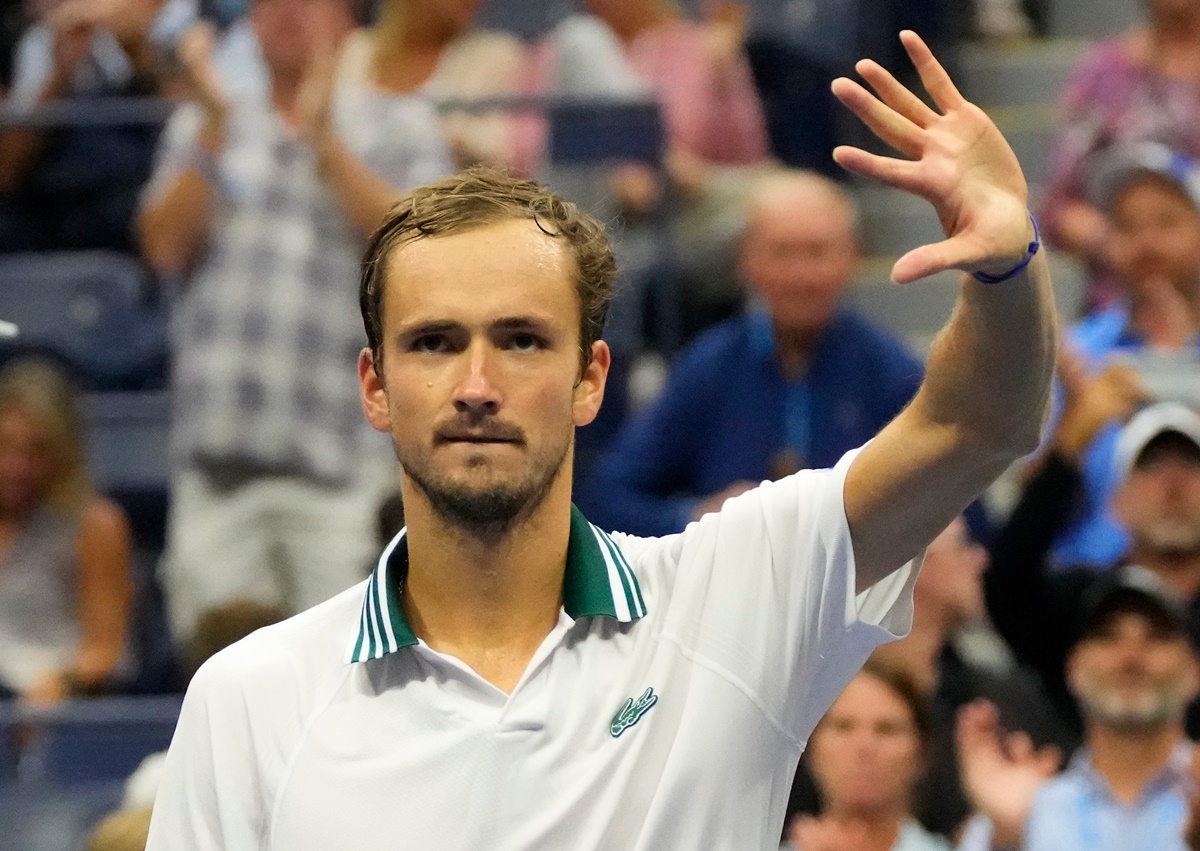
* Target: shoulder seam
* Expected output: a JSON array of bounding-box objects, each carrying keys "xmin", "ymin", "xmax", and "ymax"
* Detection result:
[{"xmin": 266, "ymin": 664, "xmax": 356, "ymax": 845}]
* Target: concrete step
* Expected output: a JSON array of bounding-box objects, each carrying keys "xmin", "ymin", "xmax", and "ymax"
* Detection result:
[{"xmin": 959, "ymin": 38, "xmax": 1092, "ymax": 108}]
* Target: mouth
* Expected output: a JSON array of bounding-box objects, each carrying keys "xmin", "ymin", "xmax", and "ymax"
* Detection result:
[{"xmin": 436, "ymin": 433, "xmax": 521, "ymax": 446}]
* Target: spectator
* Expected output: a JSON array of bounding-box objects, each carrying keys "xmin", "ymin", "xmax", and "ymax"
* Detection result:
[
  {"xmin": 0, "ymin": 358, "xmax": 133, "ymax": 703},
  {"xmin": 784, "ymin": 661, "xmax": 951, "ymax": 851},
  {"xmin": 579, "ymin": 169, "xmax": 922, "ymax": 537},
  {"xmin": 522, "ymin": 0, "xmax": 769, "ymax": 189},
  {"xmin": 0, "ymin": 0, "xmax": 196, "ymax": 252},
  {"xmin": 136, "ymin": 0, "xmax": 450, "ymax": 640},
  {"xmin": 1040, "ymin": 0, "xmax": 1200, "ymax": 311},
  {"xmin": 790, "ymin": 519, "xmax": 1072, "ymax": 839},
  {"xmin": 338, "ymin": 0, "xmax": 524, "ymax": 170},
  {"xmin": 958, "ymin": 567, "xmax": 1198, "ymax": 851},
  {"xmin": 987, "ymin": 394, "xmax": 1200, "ymax": 737},
  {"xmin": 1049, "ymin": 144, "xmax": 1200, "ymax": 568}
]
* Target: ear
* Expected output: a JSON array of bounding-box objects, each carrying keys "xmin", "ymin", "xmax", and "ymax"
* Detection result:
[
  {"xmin": 1183, "ymin": 649, "xmax": 1200, "ymax": 703},
  {"xmin": 359, "ymin": 348, "xmax": 391, "ymax": 434},
  {"xmin": 573, "ymin": 340, "xmax": 610, "ymax": 427}
]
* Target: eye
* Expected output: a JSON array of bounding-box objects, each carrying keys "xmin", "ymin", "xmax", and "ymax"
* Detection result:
[
  {"xmin": 411, "ymin": 334, "xmax": 448, "ymax": 354},
  {"xmin": 508, "ymin": 332, "xmax": 545, "ymax": 352}
]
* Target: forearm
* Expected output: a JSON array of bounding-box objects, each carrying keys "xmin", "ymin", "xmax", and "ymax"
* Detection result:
[
  {"xmin": 913, "ymin": 248, "xmax": 1058, "ymax": 466},
  {"xmin": 846, "ymin": 251, "xmax": 1058, "ymax": 587},
  {"xmin": 315, "ymin": 134, "xmax": 400, "ymax": 238},
  {"xmin": 0, "ymin": 74, "xmax": 71, "ymax": 191},
  {"xmin": 138, "ymin": 122, "xmax": 222, "ymax": 275}
]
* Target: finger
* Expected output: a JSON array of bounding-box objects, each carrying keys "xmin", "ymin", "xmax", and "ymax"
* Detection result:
[
  {"xmin": 1005, "ymin": 731, "xmax": 1035, "ymax": 762},
  {"xmin": 831, "ymin": 77, "xmax": 923, "ymax": 158},
  {"xmin": 831, "ymin": 146, "xmax": 923, "ymax": 191},
  {"xmin": 899, "ymin": 30, "xmax": 966, "ymax": 113},
  {"xmin": 892, "ymin": 236, "xmax": 979, "ymax": 284},
  {"xmin": 855, "ymin": 58, "xmax": 940, "ymax": 128},
  {"xmin": 1036, "ymin": 745, "xmax": 1062, "ymax": 775}
]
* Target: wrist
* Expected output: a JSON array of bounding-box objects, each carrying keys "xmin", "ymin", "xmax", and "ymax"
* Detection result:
[{"xmin": 972, "ymin": 213, "xmax": 1041, "ymax": 284}]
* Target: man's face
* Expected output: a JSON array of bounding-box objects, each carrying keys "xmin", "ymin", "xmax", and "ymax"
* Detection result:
[
  {"xmin": 1114, "ymin": 435, "xmax": 1200, "ymax": 555},
  {"xmin": 737, "ymin": 185, "xmax": 859, "ymax": 338},
  {"xmin": 1068, "ymin": 609, "xmax": 1199, "ymax": 731},
  {"xmin": 359, "ymin": 219, "xmax": 609, "ymax": 534},
  {"xmin": 1109, "ymin": 177, "xmax": 1200, "ymax": 302},
  {"xmin": 251, "ymin": 0, "xmax": 353, "ymax": 79}
]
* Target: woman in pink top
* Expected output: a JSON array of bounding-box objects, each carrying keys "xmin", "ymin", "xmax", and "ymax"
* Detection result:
[
  {"xmin": 1041, "ymin": 0, "xmax": 1200, "ymax": 310},
  {"xmin": 520, "ymin": 0, "xmax": 770, "ymax": 206}
]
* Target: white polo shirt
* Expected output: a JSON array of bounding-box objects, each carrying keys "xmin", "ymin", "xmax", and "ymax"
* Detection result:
[{"xmin": 146, "ymin": 448, "xmax": 917, "ymax": 849}]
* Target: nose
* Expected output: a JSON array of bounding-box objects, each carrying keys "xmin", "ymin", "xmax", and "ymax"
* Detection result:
[{"xmin": 452, "ymin": 343, "xmax": 501, "ymax": 417}]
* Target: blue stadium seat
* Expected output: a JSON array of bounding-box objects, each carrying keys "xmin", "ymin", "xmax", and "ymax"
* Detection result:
[
  {"xmin": 16, "ymin": 696, "xmax": 182, "ymax": 787},
  {"xmin": 0, "ymin": 251, "xmax": 169, "ymax": 391}
]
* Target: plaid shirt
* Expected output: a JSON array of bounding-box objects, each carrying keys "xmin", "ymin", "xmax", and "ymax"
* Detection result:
[{"xmin": 144, "ymin": 77, "xmax": 451, "ymax": 487}]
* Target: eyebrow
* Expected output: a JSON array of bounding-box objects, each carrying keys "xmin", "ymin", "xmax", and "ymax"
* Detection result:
[{"xmin": 392, "ymin": 315, "xmax": 560, "ymax": 341}]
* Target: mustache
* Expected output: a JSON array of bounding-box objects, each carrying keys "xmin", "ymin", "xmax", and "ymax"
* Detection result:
[{"xmin": 434, "ymin": 418, "xmax": 526, "ymax": 444}]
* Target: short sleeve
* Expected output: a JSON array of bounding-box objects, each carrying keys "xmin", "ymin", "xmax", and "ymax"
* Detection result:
[
  {"xmin": 642, "ymin": 446, "xmax": 918, "ymax": 743},
  {"xmin": 7, "ymin": 26, "xmax": 54, "ymax": 112},
  {"xmin": 145, "ymin": 656, "xmax": 268, "ymax": 849},
  {"xmin": 139, "ymin": 102, "xmax": 203, "ymax": 207}
]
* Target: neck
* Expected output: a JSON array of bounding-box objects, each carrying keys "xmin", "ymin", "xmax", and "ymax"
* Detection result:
[
  {"xmin": 1087, "ymin": 721, "xmax": 1184, "ymax": 804},
  {"xmin": 773, "ymin": 325, "xmax": 821, "ymax": 380},
  {"xmin": 821, "ymin": 805, "xmax": 906, "ymax": 850},
  {"xmin": 270, "ymin": 70, "xmax": 305, "ymax": 120},
  {"xmin": 1128, "ymin": 546, "xmax": 1200, "ymax": 599},
  {"xmin": 400, "ymin": 467, "xmax": 575, "ymax": 692}
]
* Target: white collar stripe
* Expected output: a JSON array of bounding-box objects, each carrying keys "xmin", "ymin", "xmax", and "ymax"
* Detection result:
[
  {"xmin": 599, "ymin": 527, "xmax": 645, "ymax": 618},
  {"xmin": 376, "ymin": 549, "xmax": 398, "ymax": 655},
  {"xmin": 590, "ymin": 525, "xmax": 632, "ymax": 621}
]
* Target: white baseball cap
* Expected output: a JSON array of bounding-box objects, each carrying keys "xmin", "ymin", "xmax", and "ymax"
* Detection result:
[
  {"xmin": 1087, "ymin": 142, "xmax": 1200, "ymax": 212},
  {"xmin": 1113, "ymin": 402, "xmax": 1200, "ymax": 484}
]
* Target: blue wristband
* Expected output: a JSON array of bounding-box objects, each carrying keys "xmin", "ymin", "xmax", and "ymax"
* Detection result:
[{"xmin": 971, "ymin": 214, "xmax": 1040, "ymax": 284}]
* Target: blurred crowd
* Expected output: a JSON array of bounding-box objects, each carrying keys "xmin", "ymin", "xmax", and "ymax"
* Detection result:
[{"xmin": 1, "ymin": 0, "xmax": 1200, "ymax": 849}]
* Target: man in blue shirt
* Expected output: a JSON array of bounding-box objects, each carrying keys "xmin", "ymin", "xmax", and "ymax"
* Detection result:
[
  {"xmin": 958, "ymin": 567, "xmax": 1200, "ymax": 851},
  {"xmin": 579, "ymin": 169, "xmax": 924, "ymax": 537},
  {"xmin": 1052, "ymin": 143, "xmax": 1200, "ymax": 568}
]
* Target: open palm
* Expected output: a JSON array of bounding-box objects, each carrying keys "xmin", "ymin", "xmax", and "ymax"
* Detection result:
[{"xmin": 831, "ymin": 31, "xmax": 1033, "ymax": 284}]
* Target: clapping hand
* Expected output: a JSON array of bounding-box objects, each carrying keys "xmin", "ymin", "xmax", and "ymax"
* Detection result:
[
  {"xmin": 956, "ymin": 699, "xmax": 1061, "ymax": 846},
  {"xmin": 831, "ymin": 31, "xmax": 1035, "ymax": 285}
]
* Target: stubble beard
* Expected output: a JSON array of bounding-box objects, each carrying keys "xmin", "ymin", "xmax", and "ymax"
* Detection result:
[
  {"xmin": 1075, "ymin": 677, "xmax": 1189, "ymax": 732},
  {"xmin": 397, "ymin": 434, "xmax": 572, "ymax": 540}
]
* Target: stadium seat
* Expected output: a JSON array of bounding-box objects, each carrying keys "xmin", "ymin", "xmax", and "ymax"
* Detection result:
[
  {"xmin": 0, "ymin": 251, "xmax": 169, "ymax": 391},
  {"xmin": 16, "ymin": 696, "xmax": 182, "ymax": 786}
]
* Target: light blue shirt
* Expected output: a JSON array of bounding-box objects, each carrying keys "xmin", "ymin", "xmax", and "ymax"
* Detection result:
[{"xmin": 963, "ymin": 742, "xmax": 1193, "ymax": 851}]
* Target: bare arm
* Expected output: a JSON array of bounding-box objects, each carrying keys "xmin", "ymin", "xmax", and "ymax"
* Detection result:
[
  {"xmin": 0, "ymin": 23, "xmax": 92, "ymax": 193},
  {"xmin": 71, "ymin": 498, "xmax": 134, "ymax": 686},
  {"xmin": 137, "ymin": 24, "xmax": 224, "ymax": 276},
  {"xmin": 313, "ymin": 134, "xmax": 401, "ymax": 239},
  {"xmin": 831, "ymin": 32, "xmax": 1059, "ymax": 591}
]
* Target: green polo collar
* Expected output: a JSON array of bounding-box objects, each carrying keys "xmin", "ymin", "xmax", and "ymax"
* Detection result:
[{"xmin": 346, "ymin": 505, "xmax": 646, "ymax": 664}]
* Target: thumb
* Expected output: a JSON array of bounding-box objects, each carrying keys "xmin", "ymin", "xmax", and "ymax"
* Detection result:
[{"xmin": 891, "ymin": 237, "xmax": 978, "ymax": 284}]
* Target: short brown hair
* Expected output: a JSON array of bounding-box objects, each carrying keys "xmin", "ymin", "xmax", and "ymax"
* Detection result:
[{"xmin": 359, "ymin": 167, "xmax": 618, "ymax": 373}]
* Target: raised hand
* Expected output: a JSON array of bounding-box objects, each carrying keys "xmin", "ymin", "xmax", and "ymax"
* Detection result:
[
  {"xmin": 831, "ymin": 31, "xmax": 1034, "ymax": 285},
  {"xmin": 956, "ymin": 699, "xmax": 1060, "ymax": 846}
]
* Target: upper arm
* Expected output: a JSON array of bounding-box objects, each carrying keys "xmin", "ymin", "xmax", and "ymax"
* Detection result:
[
  {"xmin": 146, "ymin": 659, "xmax": 268, "ymax": 849},
  {"xmin": 844, "ymin": 404, "xmax": 1002, "ymax": 593},
  {"xmin": 75, "ymin": 499, "xmax": 134, "ymax": 629}
]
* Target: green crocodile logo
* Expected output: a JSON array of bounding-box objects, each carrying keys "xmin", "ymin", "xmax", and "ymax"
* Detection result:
[{"xmin": 610, "ymin": 687, "xmax": 658, "ymax": 737}]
